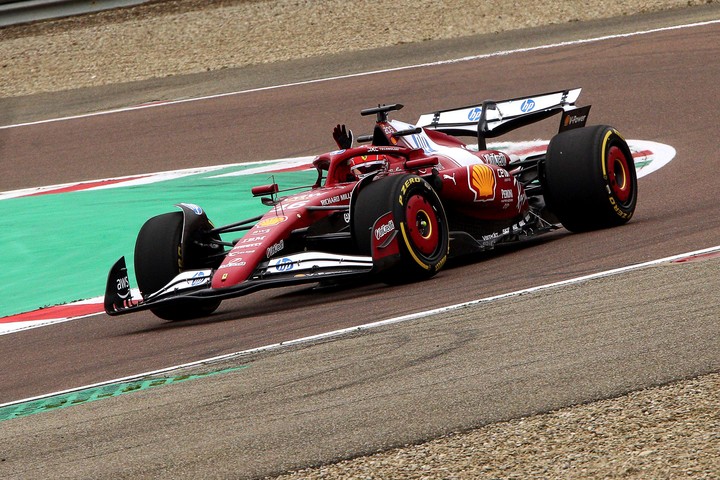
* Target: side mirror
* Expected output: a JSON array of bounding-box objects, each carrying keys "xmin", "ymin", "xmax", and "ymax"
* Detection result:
[{"xmin": 251, "ymin": 183, "xmax": 279, "ymax": 197}]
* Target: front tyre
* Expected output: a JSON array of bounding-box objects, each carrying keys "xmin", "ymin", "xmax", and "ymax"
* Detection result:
[
  {"xmin": 134, "ymin": 212, "xmax": 221, "ymax": 320},
  {"xmin": 352, "ymin": 174, "xmax": 449, "ymax": 282},
  {"xmin": 543, "ymin": 125, "xmax": 637, "ymax": 232}
]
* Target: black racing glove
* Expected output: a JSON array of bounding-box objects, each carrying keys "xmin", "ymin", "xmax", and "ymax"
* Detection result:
[{"xmin": 332, "ymin": 124, "xmax": 354, "ymax": 149}]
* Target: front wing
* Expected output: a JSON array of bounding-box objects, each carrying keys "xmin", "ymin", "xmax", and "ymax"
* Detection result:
[{"xmin": 104, "ymin": 252, "xmax": 375, "ymax": 316}]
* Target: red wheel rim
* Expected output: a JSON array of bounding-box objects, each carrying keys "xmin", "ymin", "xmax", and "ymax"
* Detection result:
[
  {"xmin": 607, "ymin": 145, "xmax": 632, "ymax": 203},
  {"xmin": 406, "ymin": 194, "xmax": 439, "ymax": 256}
]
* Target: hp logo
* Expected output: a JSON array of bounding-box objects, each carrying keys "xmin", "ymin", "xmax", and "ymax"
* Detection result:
[
  {"xmin": 276, "ymin": 258, "xmax": 294, "ymax": 272},
  {"xmin": 467, "ymin": 107, "xmax": 483, "ymax": 122},
  {"xmin": 520, "ymin": 99, "xmax": 536, "ymax": 113}
]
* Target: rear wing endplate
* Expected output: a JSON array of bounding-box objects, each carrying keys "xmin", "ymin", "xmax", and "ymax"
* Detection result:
[{"xmin": 416, "ymin": 88, "xmax": 587, "ymax": 149}]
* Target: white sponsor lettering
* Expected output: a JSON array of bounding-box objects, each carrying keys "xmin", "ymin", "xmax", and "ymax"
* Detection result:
[
  {"xmin": 482, "ymin": 152, "xmax": 508, "ymax": 167},
  {"xmin": 237, "ymin": 242, "xmax": 262, "ymax": 248},
  {"xmin": 266, "ymin": 239, "xmax": 284, "ymax": 258},
  {"xmin": 320, "ymin": 191, "xmax": 352, "ymax": 206},
  {"xmin": 375, "ymin": 220, "xmax": 395, "ymax": 240},
  {"xmin": 241, "ymin": 236, "xmax": 266, "ymax": 243},
  {"xmin": 116, "ymin": 276, "xmax": 129, "ymax": 291},
  {"xmin": 219, "ymin": 261, "xmax": 247, "ymax": 269},
  {"xmin": 321, "ymin": 195, "xmax": 340, "ymax": 206}
]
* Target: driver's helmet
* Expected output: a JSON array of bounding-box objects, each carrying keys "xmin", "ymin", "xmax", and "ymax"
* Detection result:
[{"xmin": 349, "ymin": 154, "xmax": 389, "ymax": 179}]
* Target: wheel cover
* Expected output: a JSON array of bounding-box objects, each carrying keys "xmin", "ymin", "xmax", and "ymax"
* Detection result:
[
  {"xmin": 406, "ymin": 194, "xmax": 440, "ymax": 256},
  {"xmin": 607, "ymin": 145, "xmax": 632, "ymax": 204}
]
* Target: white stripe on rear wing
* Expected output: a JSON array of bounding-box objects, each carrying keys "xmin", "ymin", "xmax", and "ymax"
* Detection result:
[{"xmin": 416, "ymin": 88, "xmax": 582, "ymax": 137}]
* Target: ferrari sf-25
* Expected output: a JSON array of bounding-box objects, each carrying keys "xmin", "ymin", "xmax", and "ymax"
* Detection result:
[{"xmin": 105, "ymin": 88, "xmax": 637, "ymax": 320}]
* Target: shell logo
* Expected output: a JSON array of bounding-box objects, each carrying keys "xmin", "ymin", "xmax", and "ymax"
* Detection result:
[
  {"xmin": 469, "ymin": 164, "xmax": 496, "ymax": 202},
  {"xmin": 256, "ymin": 216, "xmax": 288, "ymax": 227}
]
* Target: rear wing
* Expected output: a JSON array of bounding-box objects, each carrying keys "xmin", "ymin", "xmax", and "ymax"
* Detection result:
[{"xmin": 416, "ymin": 88, "xmax": 589, "ymax": 149}]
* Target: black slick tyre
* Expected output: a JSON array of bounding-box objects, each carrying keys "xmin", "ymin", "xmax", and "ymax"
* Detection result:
[
  {"xmin": 543, "ymin": 125, "xmax": 637, "ymax": 232},
  {"xmin": 134, "ymin": 212, "xmax": 220, "ymax": 320},
  {"xmin": 352, "ymin": 174, "xmax": 449, "ymax": 282}
]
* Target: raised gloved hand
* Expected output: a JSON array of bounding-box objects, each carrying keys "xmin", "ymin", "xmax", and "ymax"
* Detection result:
[{"xmin": 332, "ymin": 124, "xmax": 354, "ymax": 149}]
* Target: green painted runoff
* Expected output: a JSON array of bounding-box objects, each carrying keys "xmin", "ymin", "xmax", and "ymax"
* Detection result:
[
  {"xmin": 0, "ymin": 365, "xmax": 249, "ymax": 422},
  {"xmin": 0, "ymin": 164, "xmax": 316, "ymax": 317}
]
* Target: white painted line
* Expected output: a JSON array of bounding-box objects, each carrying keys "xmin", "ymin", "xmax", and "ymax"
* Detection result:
[
  {"xmin": 2, "ymin": 18, "xmax": 718, "ymax": 130},
  {"xmin": 0, "ymin": 139, "xmax": 673, "ymax": 200},
  {"xmin": 3, "ymin": 243, "xmax": 719, "ymax": 408},
  {"xmin": 0, "ymin": 157, "xmax": 298, "ymax": 200}
]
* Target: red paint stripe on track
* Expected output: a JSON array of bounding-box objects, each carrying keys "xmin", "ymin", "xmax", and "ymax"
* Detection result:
[
  {"xmin": 671, "ymin": 251, "xmax": 720, "ymax": 263},
  {"xmin": 0, "ymin": 303, "xmax": 103, "ymax": 323},
  {"xmin": 26, "ymin": 175, "xmax": 151, "ymax": 197},
  {"xmin": 267, "ymin": 164, "xmax": 313, "ymax": 173}
]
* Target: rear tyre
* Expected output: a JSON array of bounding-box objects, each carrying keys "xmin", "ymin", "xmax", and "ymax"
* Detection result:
[
  {"xmin": 543, "ymin": 125, "xmax": 637, "ymax": 232},
  {"xmin": 352, "ymin": 174, "xmax": 449, "ymax": 283},
  {"xmin": 134, "ymin": 212, "xmax": 221, "ymax": 320}
]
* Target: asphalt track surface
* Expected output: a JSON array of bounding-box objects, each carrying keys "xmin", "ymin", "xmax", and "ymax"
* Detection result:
[{"xmin": 1, "ymin": 7, "xmax": 720, "ymax": 479}]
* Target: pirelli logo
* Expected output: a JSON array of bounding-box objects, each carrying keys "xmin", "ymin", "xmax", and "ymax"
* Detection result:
[{"xmin": 469, "ymin": 164, "xmax": 496, "ymax": 202}]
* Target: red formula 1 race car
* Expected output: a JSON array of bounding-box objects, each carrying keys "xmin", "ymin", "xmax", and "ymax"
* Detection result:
[{"xmin": 105, "ymin": 88, "xmax": 637, "ymax": 320}]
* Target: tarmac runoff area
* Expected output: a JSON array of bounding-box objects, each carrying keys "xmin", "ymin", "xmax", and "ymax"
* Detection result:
[
  {"xmin": 1, "ymin": 1, "xmax": 719, "ymax": 477},
  {"xmin": 1, "ymin": 249, "xmax": 718, "ymax": 479}
]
